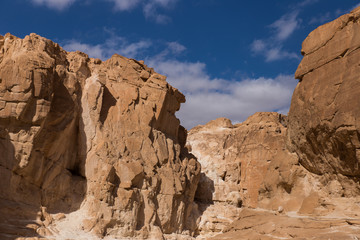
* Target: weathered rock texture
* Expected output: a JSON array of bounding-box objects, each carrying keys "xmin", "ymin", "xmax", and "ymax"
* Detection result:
[
  {"xmin": 0, "ymin": 33, "xmax": 200, "ymax": 239},
  {"xmin": 188, "ymin": 113, "xmax": 298, "ymax": 209},
  {"xmin": 187, "ymin": 113, "xmax": 322, "ymax": 236},
  {"xmin": 209, "ymin": 208, "xmax": 360, "ymax": 240},
  {"xmin": 187, "ymin": 7, "xmax": 360, "ymax": 240},
  {"xmin": 289, "ymin": 6, "xmax": 360, "ymax": 195}
]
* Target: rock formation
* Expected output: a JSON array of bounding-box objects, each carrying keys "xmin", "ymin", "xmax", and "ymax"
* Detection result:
[
  {"xmin": 187, "ymin": 113, "xmax": 360, "ymax": 239},
  {"xmin": 289, "ymin": 6, "xmax": 360, "ymax": 195},
  {"xmin": 187, "ymin": 113, "xmax": 310, "ymax": 236},
  {"xmin": 2, "ymin": 6, "xmax": 360, "ymax": 240},
  {"xmin": 186, "ymin": 7, "xmax": 360, "ymax": 239},
  {"xmin": 188, "ymin": 113, "xmax": 298, "ymax": 209},
  {"xmin": 0, "ymin": 33, "xmax": 200, "ymax": 239}
]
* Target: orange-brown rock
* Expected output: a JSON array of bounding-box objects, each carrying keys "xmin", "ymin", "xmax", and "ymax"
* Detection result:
[
  {"xmin": 0, "ymin": 33, "xmax": 200, "ymax": 239},
  {"xmin": 289, "ymin": 6, "xmax": 360, "ymax": 194}
]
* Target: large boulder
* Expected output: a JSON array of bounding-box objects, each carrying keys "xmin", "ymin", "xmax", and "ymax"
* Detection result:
[
  {"xmin": 288, "ymin": 7, "xmax": 360, "ymax": 195},
  {"xmin": 0, "ymin": 33, "xmax": 200, "ymax": 239}
]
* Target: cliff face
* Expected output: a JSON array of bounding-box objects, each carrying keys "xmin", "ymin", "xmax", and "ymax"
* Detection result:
[
  {"xmin": 289, "ymin": 7, "xmax": 360, "ymax": 194},
  {"xmin": 187, "ymin": 7, "xmax": 360, "ymax": 239},
  {"xmin": 0, "ymin": 33, "xmax": 200, "ymax": 239},
  {"xmin": 188, "ymin": 113, "xmax": 298, "ymax": 209},
  {"xmin": 3, "ymin": 6, "xmax": 360, "ymax": 240}
]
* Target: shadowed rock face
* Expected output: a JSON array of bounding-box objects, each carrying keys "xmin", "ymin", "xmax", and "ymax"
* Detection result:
[
  {"xmin": 0, "ymin": 33, "xmax": 200, "ymax": 239},
  {"xmin": 288, "ymin": 7, "xmax": 360, "ymax": 193}
]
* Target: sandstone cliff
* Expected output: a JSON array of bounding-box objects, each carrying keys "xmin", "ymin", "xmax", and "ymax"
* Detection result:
[
  {"xmin": 186, "ymin": 7, "xmax": 360, "ymax": 239},
  {"xmin": 0, "ymin": 33, "xmax": 200, "ymax": 239},
  {"xmin": 289, "ymin": 6, "xmax": 360, "ymax": 195},
  {"xmin": 2, "ymin": 6, "xmax": 360, "ymax": 240}
]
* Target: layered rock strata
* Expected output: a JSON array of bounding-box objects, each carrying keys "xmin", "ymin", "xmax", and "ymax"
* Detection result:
[{"xmin": 0, "ymin": 33, "xmax": 200, "ymax": 239}]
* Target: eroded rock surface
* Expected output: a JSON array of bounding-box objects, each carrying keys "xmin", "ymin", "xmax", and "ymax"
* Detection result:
[
  {"xmin": 187, "ymin": 7, "xmax": 360, "ymax": 239},
  {"xmin": 187, "ymin": 113, "xmax": 317, "ymax": 236},
  {"xmin": 0, "ymin": 33, "xmax": 200, "ymax": 239},
  {"xmin": 289, "ymin": 6, "xmax": 360, "ymax": 194},
  {"xmin": 209, "ymin": 208, "xmax": 360, "ymax": 240},
  {"xmin": 188, "ymin": 113, "xmax": 297, "ymax": 209}
]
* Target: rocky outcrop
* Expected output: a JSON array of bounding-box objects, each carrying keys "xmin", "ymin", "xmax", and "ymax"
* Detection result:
[
  {"xmin": 188, "ymin": 113, "xmax": 298, "ymax": 209},
  {"xmin": 187, "ymin": 113, "xmax": 317, "ymax": 235},
  {"xmin": 0, "ymin": 33, "xmax": 200, "ymax": 239},
  {"xmin": 289, "ymin": 6, "xmax": 360, "ymax": 195}
]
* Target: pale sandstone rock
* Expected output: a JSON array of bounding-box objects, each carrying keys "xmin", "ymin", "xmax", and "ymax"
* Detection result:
[
  {"xmin": 188, "ymin": 113, "xmax": 298, "ymax": 209},
  {"xmin": 208, "ymin": 208, "xmax": 360, "ymax": 240},
  {"xmin": 189, "ymin": 112, "xmax": 360, "ymax": 238},
  {"xmin": 0, "ymin": 33, "xmax": 200, "ymax": 239},
  {"xmin": 191, "ymin": 7, "xmax": 360, "ymax": 239},
  {"xmin": 187, "ymin": 113, "xmax": 321, "ymax": 237}
]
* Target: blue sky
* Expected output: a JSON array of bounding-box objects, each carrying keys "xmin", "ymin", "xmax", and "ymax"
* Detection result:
[{"xmin": 1, "ymin": 0, "xmax": 359, "ymax": 128}]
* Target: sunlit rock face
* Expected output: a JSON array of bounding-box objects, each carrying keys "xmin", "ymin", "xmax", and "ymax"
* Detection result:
[
  {"xmin": 186, "ymin": 7, "xmax": 360, "ymax": 240},
  {"xmin": 289, "ymin": 6, "xmax": 360, "ymax": 195},
  {"xmin": 187, "ymin": 113, "xmax": 311, "ymax": 235},
  {"xmin": 0, "ymin": 33, "xmax": 200, "ymax": 239}
]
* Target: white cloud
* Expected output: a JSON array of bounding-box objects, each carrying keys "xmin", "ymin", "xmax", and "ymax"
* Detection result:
[
  {"xmin": 62, "ymin": 35, "xmax": 297, "ymax": 129},
  {"xmin": 63, "ymin": 35, "xmax": 152, "ymax": 60},
  {"xmin": 30, "ymin": 0, "xmax": 178, "ymax": 22},
  {"xmin": 31, "ymin": 0, "xmax": 76, "ymax": 10},
  {"xmin": 297, "ymin": 0, "xmax": 319, "ymax": 7},
  {"xmin": 251, "ymin": 39, "xmax": 266, "ymax": 52},
  {"xmin": 148, "ymin": 58, "xmax": 297, "ymax": 129},
  {"xmin": 265, "ymin": 47, "xmax": 299, "ymax": 62},
  {"xmin": 109, "ymin": 0, "xmax": 142, "ymax": 11},
  {"xmin": 167, "ymin": 42, "xmax": 186, "ymax": 54},
  {"xmin": 108, "ymin": 0, "xmax": 178, "ymax": 23},
  {"xmin": 251, "ymin": 40, "xmax": 299, "ymax": 62},
  {"xmin": 270, "ymin": 12, "xmax": 300, "ymax": 41},
  {"xmin": 250, "ymin": 2, "xmax": 319, "ymax": 63},
  {"xmin": 250, "ymin": 9, "xmax": 301, "ymax": 62},
  {"xmin": 310, "ymin": 3, "xmax": 360, "ymax": 26},
  {"xmin": 309, "ymin": 12, "xmax": 331, "ymax": 25}
]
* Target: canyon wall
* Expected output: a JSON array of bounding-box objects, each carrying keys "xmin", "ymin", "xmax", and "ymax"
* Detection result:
[
  {"xmin": 288, "ymin": 6, "xmax": 360, "ymax": 195},
  {"xmin": 2, "ymin": 6, "xmax": 360, "ymax": 240},
  {"xmin": 0, "ymin": 33, "xmax": 200, "ymax": 239},
  {"xmin": 187, "ymin": 7, "xmax": 360, "ymax": 239}
]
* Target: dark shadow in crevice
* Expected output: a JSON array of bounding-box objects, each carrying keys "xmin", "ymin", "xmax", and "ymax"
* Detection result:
[
  {"xmin": 99, "ymin": 86, "xmax": 117, "ymax": 124},
  {"xmin": 194, "ymin": 173, "xmax": 214, "ymax": 204}
]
